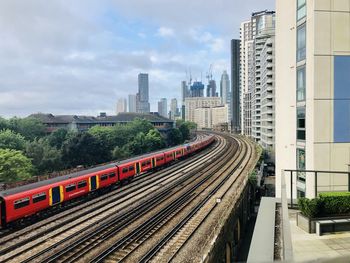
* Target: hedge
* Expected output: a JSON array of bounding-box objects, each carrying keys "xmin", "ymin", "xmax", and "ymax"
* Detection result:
[{"xmin": 298, "ymin": 192, "xmax": 350, "ymax": 218}]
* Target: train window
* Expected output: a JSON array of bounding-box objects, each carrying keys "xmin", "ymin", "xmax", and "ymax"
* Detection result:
[
  {"xmin": 65, "ymin": 184, "xmax": 76, "ymax": 192},
  {"xmin": 101, "ymin": 174, "xmax": 108, "ymax": 181},
  {"xmin": 122, "ymin": 167, "xmax": 128, "ymax": 173},
  {"xmin": 109, "ymin": 173, "xmax": 116, "ymax": 178},
  {"xmin": 78, "ymin": 181, "xmax": 87, "ymax": 188},
  {"xmin": 141, "ymin": 162, "xmax": 146, "ymax": 167},
  {"xmin": 33, "ymin": 192, "xmax": 46, "ymax": 203},
  {"xmin": 14, "ymin": 197, "xmax": 30, "ymax": 209},
  {"xmin": 129, "ymin": 166, "xmax": 134, "ymax": 171}
]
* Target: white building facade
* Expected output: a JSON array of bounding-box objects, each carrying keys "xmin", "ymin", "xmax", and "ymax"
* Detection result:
[
  {"xmin": 184, "ymin": 97, "xmax": 222, "ymax": 123},
  {"xmin": 276, "ymin": 0, "xmax": 350, "ymax": 198},
  {"xmin": 116, "ymin": 98, "xmax": 127, "ymax": 114}
]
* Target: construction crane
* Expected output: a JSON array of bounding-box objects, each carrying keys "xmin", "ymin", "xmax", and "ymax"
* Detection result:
[{"xmin": 206, "ymin": 64, "xmax": 213, "ymax": 82}]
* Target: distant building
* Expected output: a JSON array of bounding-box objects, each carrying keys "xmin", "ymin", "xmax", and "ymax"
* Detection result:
[
  {"xmin": 231, "ymin": 39, "xmax": 241, "ymax": 132},
  {"xmin": 137, "ymin": 73, "xmax": 150, "ymax": 113},
  {"xmin": 184, "ymin": 97, "xmax": 222, "ymax": 123},
  {"xmin": 206, "ymin": 80, "xmax": 217, "ymax": 97},
  {"xmin": 190, "ymin": 82, "xmax": 205, "ymax": 97},
  {"xmin": 194, "ymin": 105, "xmax": 229, "ymax": 129},
  {"xmin": 30, "ymin": 112, "xmax": 174, "ymax": 134},
  {"xmin": 128, "ymin": 94, "xmax": 137, "ymax": 113},
  {"xmin": 170, "ymin": 98, "xmax": 178, "ymax": 120},
  {"xmin": 157, "ymin": 98, "xmax": 168, "ymax": 118},
  {"xmin": 116, "ymin": 98, "xmax": 127, "ymax": 114},
  {"xmin": 220, "ymin": 71, "xmax": 230, "ymax": 105},
  {"xmin": 181, "ymin": 81, "xmax": 190, "ymax": 104}
]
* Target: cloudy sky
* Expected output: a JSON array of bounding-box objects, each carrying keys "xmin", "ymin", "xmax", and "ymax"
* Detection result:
[{"xmin": 0, "ymin": 0, "xmax": 274, "ymax": 117}]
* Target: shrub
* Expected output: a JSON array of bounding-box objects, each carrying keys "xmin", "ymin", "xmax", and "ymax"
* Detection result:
[
  {"xmin": 319, "ymin": 193, "xmax": 350, "ymax": 215},
  {"xmin": 298, "ymin": 197, "xmax": 322, "ymax": 218}
]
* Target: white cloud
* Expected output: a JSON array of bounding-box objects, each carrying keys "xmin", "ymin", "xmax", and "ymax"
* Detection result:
[{"xmin": 157, "ymin": 26, "xmax": 175, "ymax": 37}]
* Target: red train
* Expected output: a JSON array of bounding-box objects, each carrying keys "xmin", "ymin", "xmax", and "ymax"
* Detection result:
[{"xmin": 0, "ymin": 135, "xmax": 215, "ymax": 228}]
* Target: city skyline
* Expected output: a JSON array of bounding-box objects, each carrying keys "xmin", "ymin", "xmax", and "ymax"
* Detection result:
[{"xmin": 0, "ymin": 0, "xmax": 274, "ymax": 118}]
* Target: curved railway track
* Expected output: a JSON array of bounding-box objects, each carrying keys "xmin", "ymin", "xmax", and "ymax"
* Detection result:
[
  {"xmin": 0, "ymin": 133, "xmax": 257, "ymax": 263},
  {"xmin": 0, "ymin": 134, "xmax": 224, "ymax": 263}
]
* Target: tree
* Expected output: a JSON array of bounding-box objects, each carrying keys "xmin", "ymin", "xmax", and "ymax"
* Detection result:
[
  {"xmin": 145, "ymin": 129, "xmax": 166, "ymax": 151},
  {"xmin": 167, "ymin": 128, "xmax": 183, "ymax": 146},
  {"xmin": 0, "ymin": 117, "xmax": 9, "ymax": 130},
  {"xmin": 0, "ymin": 129, "xmax": 27, "ymax": 151},
  {"xmin": 176, "ymin": 120, "xmax": 197, "ymax": 141},
  {"xmin": 0, "ymin": 149, "xmax": 33, "ymax": 183},
  {"xmin": 127, "ymin": 118, "xmax": 154, "ymax": 136},
  {"xmin": 62, "ymin": 133, "xmax": 111, "ymax": 168},
  {"xmin": 88, "ymin": 126, "xmax": 116, "ymax": 151},
  {"xmin": 25, "ymin": 139, "xmax": 63, "ymax": 174},
  {"xmin": 112, "ymin": 146, "xmax": 131, "ymax": 160},
  {"xmin": 9, "ymin": 117, "xmax": 46, "ymax": 140},
  {"xmin": 47, "ymin": 128, "xmax": 72, "ymax": 149},
  {"xmin": 127, "ymin": 132, "xmax": 147, "ymax": 155}
]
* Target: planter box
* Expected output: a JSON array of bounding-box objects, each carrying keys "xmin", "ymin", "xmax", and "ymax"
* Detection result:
[
  {"xmin": 296, "ymin": 212, "xmax": 350, "ymax": 234},
  {"xmin": 296, "ymin": 212, "xmax": 316, "ymax": 233}
]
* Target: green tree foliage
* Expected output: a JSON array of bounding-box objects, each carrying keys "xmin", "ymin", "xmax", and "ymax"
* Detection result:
[
  {"xmin": 62, "ymin": 133, "xmax": 111, "ymax": 167},
  {"xmin": 0, "ymin": 129, "xmax": 27, "ymax": 151},
  {"xmin": 25, "ymin": 139, "xmax": 63, "ymax": 174},
  {"xmin": 128, "ymin": 118, "xmax": 154, "ymax": 135},
  {"xmin": 145, "ymin": 129, "xmax": 166, "ymax": 151},
  {"xmin": 9, "ymin": 117, "xmax": 46, "ymax": 140},
  {"xmin": 112, "ymin": 146, "xmax": 131, "ymax": 160},
  {"xmin": 167, "ymin": 128, "xmax": 183, "ymax": 146},
  {"xmin": 0, "ymin": 149, "xmax": 33, "ymax": 183},
  {"xmin": 0, "ymin": 117, "xmax": 9, "ymax": 130},
  {"xmin": 47, "ymin": 128, "xmax": 74, "ymax": 149},
  {"xmin": 127, "ymin": 132, "xmax": 147, "ymax": 155},
  {"xmin": 88, "ymin": 126, "xmax": 116, "ymax": 151}
]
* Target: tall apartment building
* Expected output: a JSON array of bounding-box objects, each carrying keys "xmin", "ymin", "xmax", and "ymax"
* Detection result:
[
  {"xmin": 206, "ymin": 80, "xmax": 217, "ymax": 97},
  {"xmin": 157, "ymin": 98, "xmax": 168, "ymax": 118},
  {"xmin": 190, "ymin": 81, "xmax": 205, "ymax": 97},
  {"xmin": 184, "ymin": 97, "xmax": 222, "ymax": 123},
  {"xmin": 240, "ymin": 11, "xmax": 275, "ymax": 153},
  {"xmin": 128, "ymin": 94, "xmax": 137, "ymax": 113},
  {"xmin": 231, "ymin": 39, "xmax": 241, "ymax": 133},
  {"xmin": 170, "ymin": 98, "xmax": 178, "ymax": 120},
  {"xmin": 137, "ymin": 73, "xmax": 150, "ymax": 113},
  {"xmin": 276, "ymin": 0, "xmax": 350, "ymax": 198},
  {"xmin": 181, "ymin": 81, "xmax": 190, "ymax": 104},
  {"xmin": 116, "ymin": 98, "xmax": 127, "ymax": 114}
]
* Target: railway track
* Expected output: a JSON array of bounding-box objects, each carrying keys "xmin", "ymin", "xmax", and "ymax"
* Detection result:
[
  {"xmin": 89, "ymin": 134, "xmax": 251, "ymax": 263},
  {"xmin": 0, "ymin": 135, "xmax": 226, "ymax": 261}
]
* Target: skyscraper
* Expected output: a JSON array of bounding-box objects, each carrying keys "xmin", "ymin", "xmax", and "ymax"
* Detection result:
[
  {"xmin": 116, "ymin": 98, "xmax": 127, "ymax": 114},
  {"xmin": 231, "ymin": 39, "xmax": 241, "ymax": 133},
  {"xmin": 157, "ymin": 98, "xmax": 168, "ymax": 118},
  {"xmin": 181, "ymin": 81, "xmax": 190, "ymax": 104},
  {"xmin": 170, "ymin": 98, "xmax": 178, "ymax": 120},
  {"xmin": 220, "ymin": 71, "xmax": 230, "ymax": 105},
  {"xmin": 128, "ymin": 94, "xmax": 137, "ymax": 113},
  {"xmin": 137, "ymin": 73, "xmax": 150, "ymax": 113},
  {"xmin": 206, "ymin": 80, "xmax": 217, "ymax": 97},
  {"xmin": 190, "ymin": 81, "xmax": 205, "ymax": 97}
]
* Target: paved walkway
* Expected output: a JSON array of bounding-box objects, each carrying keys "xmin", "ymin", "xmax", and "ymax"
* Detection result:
[{"xmin": 289, "ymin": 210, "xmax": 350, "ymax": 262}]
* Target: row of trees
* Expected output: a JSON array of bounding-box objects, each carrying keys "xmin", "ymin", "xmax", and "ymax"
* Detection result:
[{"xmin": 0, "ymin": 117, "xmax": 196, "ymax": 183}]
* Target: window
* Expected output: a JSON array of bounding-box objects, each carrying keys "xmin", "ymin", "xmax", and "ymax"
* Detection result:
[
  {"xmin": 334, "ymin": 56, "xmax": 350, "ymax": 143},
  {"xmin": 297, "ymin": 0, "xmax": 306, "ymax": 21},
  {"xmin": 14, "ymin": 197, "xmax": 30, "ymax": 209},
  {"xmin": 297, "ymin": 24, "xmax": 306, "ymax": 62},
  {"xmin": 297, "ymin": 107, "xmax": 306, "ymax": 140},
  {"xmin": 109, "ymin": 173, "xmax": 116, "ymax": 178},
  {"xmin": 78, "ymin": 180, "xmax": 87, "ymax": 188},
  {"xmin": 297, "ymin": 66, "xmax": 306, "ymax": 101},
  {"xmin": 129, "ymin": 166, "xmax": 134, "ymax": 171},
  {"xmin": 122, "ymin": 167, "xmax": 128, "ymax": 173},
  {"xmin": 141, "ymin": 162, "xmax": 146, "ymax": 167},
  {"xmin": 33, "ymin": 192, "xmax": 46, "ymax": 203},
  {"xmin": 100, "ymin": 174, "xmax": 108, "ymax": 181},
  {"xmin": 65, "ymin": 184, "xmax": 76, "ymax": 192}
]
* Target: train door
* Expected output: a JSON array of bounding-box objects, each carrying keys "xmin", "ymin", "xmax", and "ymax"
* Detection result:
[
  {"xmin": 50, "ymin": 186, "xmax": 63, "ymax": 205},
  {"xmin": 136, "ymin": 162, "xmax": 141, "ymax": 174},
  {"xmin": 152, "ymin": 158, "xmax": 156, "ymax": 168},
  {"xmin": 173, "ymin": 151, "xmax": 176, "ymax": 160},
  {"xmin": 89, "ymin": 175, "xmax": 98, "ymax": 191}
]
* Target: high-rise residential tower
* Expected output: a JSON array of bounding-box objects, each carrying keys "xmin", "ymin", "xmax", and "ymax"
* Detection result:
[
  {"xmin": 231, "ymin": 39, "xmax": 241, "ymax": 132},
  {"xmin": 128, "ymin": 94, "xmax": 137, "ymax": 113},
  {"xmin": 116, "ymin": 98, "xmax": 127, "ymax": 114},
  {"xmin": 170, "ymin": 98, "xmax": 178, "ymax": 120},
  {"xmin": 181, "ymin": 81, "xmax": 190, "ymax": 103},
  {"xmin": 157, "ymin": 98, "xmax": 168, "ymax": 118},
  {"xmin": 206, "ymin": 80, "xmax": 217, "ymax": 97},
  {"xmin": 190, "ymin": 82, "xmax": 205, "ymax": 97},
  {"xmin": 275, "ymin": 0, "xmax": 350, "ymax": 198},
  {"xmin": 137, "ymin": 73, "xmax": 150, "ymax": 113}
]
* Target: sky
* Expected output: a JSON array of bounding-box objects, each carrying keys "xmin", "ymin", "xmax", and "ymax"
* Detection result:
[{"xmin": 0, "ymin": 0, "xmax": 274, "ymax": 117}]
